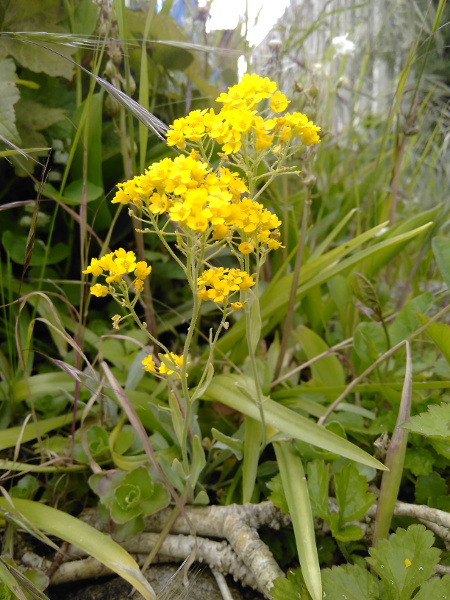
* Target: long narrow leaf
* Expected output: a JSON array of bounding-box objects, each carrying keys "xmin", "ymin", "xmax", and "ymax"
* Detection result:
[
  {"xmin": 203, "ymin": 375, "xmax": 386, "ymax": 471},
  {"xmin": 274, "ymin": 441, "xmax": 322, "ymax": 600},
  {"xmin": 0, "ymin": 498, "xmax": 156, "ymax": 600}
]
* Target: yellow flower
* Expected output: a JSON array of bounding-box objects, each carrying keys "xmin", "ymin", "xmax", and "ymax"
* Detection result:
[
  {"xmin": 112, "ymin": 314, "xmax": 121, "ymax": 330},
  {"xmin": 231, "ymin": 302, "xmax": 243, "ymax": 310},
  {"xmin": 83, "ymin": 258, "xmax": 103, "ymax": 277},
  {"xmin": 142, "ymin": 355, "xmax": 156, "ymax": 373},
  {"xmin": 135, "ymin": 279, "xmax": 144, "ymax": 292},
  {"xmin": 404, "ymin": 558, "xmax": 412, "ymax": 568},
  {"xmin": 270, "ymin": 90, "xmax": 290, "ymax": 113},
  {"xmin": 238, "ymin": 242, "xmax": 254, "ymax": 254},
  {"xmin": 239, "ymin": 275, "xmax": 255, "ymax": 291},
  {"xmin": 90, "ymin": 284, "xmax": 108, "ymax": 297},
  {"xmin": 158, "ymin": 353, "xmax": 187, "ymax": 378},
  {"xmin": 134, "ymin": 261, "xmax": 152, "ymax": 280}
]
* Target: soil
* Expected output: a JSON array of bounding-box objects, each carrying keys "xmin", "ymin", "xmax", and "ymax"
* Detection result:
[{"xmin": 48, "ymin": 563, "xmax": 265, "ymax": 600}]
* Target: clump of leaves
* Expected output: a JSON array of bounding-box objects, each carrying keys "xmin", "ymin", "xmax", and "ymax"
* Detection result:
[
  {"xmin": 89, "ymin": 466, "xmax": 169, "ymax": 541},
  {"xmin": 271, "ymin": 524, "xmax": 448, "ymax": 600}
]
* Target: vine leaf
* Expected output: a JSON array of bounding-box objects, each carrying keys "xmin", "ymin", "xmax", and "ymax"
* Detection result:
[
  {"xmin": 401, "ymin": 402, "xmax": 450, "ymax": 440},
  {"xmin": 321, "ymin": 564, "xmax": 379, "ymax": 600},
  {"xmin": 366, "ymin": 524, "xmax": 441, "ymax": 600}
]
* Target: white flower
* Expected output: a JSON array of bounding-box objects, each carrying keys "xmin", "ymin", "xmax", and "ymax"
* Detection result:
[{"xmin": 332, "ymin": 34, "xmax": 355, "ymax": 57}]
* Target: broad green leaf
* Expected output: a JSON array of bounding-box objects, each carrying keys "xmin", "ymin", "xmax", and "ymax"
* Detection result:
[
  {"xmin": 203, "ymin": 375, "xmax": 387, "ymax": 471},
  {"xmin": 2, "ymin": 231, "xmax": 69, "ymax": 266},
  {"xmin": 0, "ymin": 57, "xmax": 20, "ymax": 144},
  {"xmin": 417, "ymin": 314, "xmax": 450, "ymax": 367},
  {"xmin": 329, "ymin": 516, "xmax": 365, "ymax": 542},
  {"xmin": 334, "ymin": 462, "xmax": 376, "ymax": 527},
  {"xmin": 401, "ymin": 402, "xmax": 450, "ymax": 439},
  {"xmin": 271, "ymin": 568, "xmax": 306, "ymax": 600},
  {"xmin": 306, "ymin": 460, "xmax": 330, "ymax": 521},
  {"xmin": 415, "ymin": 472, "xmax": 447, "ymax": 505},
  {"xmin": 432, "ymin": 237, "xmax": 450, "ymax": 290},
  {"xmin": 367, "ymin": 524, "xmax": 440, "ymax": 600},
  {"xmin": 322, "ymin": 564, "xmax": 379, "ymax": 600},
  {"xmin": 0, "ymin": 1, "xmax": 76, "ymax": 80},
  {"xmin": 274, "ymin": 441, "xmax": 322, "ymax": 600},
  {"xmin": 413, "ymin": 574, "xmax": 450, "ymax": 600},
  {"xmin": 63, "ymin": 179, "xmax": 104, "ymax": 204},
  {"xmin": 403, "ymin": 447, "xmax": 435, "ymax": 476},
  {"xmin": 0, "ymin": 498, "xmax": 156, "ymax": 600},
  {"xmin": 353, "ymin": 322, "xmax": 387, "ymax": 365},
  {"xmin": 388, "ymin": 293, "xmax": 433, "ymax": 346},
  {"xmin": 293, "ymin": 326, "xmax": 345, "ymax": 387},
  {"xmin": 0, "ymin": 413, "xmax": 76, "ymax": 451},
  {"xmin": 267, "ymin": 473, "xmax": 289, "ymax": 514}
]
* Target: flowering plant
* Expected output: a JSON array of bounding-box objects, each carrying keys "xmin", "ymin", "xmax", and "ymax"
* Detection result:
[{"xmin": 83, "ymin": 73, "xmax": 321, "ymax": 502}]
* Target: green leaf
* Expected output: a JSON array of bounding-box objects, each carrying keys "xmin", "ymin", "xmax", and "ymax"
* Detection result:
[
  {"xmin": 267, "ymin": 473, "xmax": 289, "ymax": 514},
  {"xmin": 0, "ymin": 498, "xmax": 156, "ymax": 600},
  {"xmin": 353, "ymin": 322, "xmax": 387, "ymax": 366},
  {"xmin": 417, "ymin": 314, "xmax": 450, "ymax": 367},
  {"xmin": 329, "ymin": 516, "xmax": 364, "ymax": 542},
  {"xmin": 401, "ymin": 402, "xmax": 450, "ymax": 439},
  {"xmin": 211, "ymin": 428, "xmax": 243, "ymax": 460},
  {"xmin": 306, "ymin": 460, "xmax": 330, "ymax": 521},
  {"xmin": 271, "ymin": 568, "xmax": 305, "ymax": 600},
  {"xmin": 274, "ymin": 441, "xmax": 322, "ymax": 600},
  {"xmin": 404, "ymin": 447, "xmax": 435, "ymax": 476},
  {"xmin": 190, "ymin": 435, "xmax": 206, "ymax": 490},
  {"xmin": 432, "ymin": 237, "xmax": 450, "ymax": 290},
  {"xmin": 0, "ymin": 413, "xmax": 76, "ymax": 451},
  {"xmin": 388, "ymin": 293, "xmax": 433, "ymax": 346},
  {"xmin": 334, "ymin": 462, "xmax": 376, "ymax": 527},
  {"xmin": 242, "ymin": 417, "xmax": 263, "ymax": 503},
  {"xmin": 366, "ymin": 524, "xmax": 441, "ymax": 600},
  {"xmin": 321, "ymin": 564, "xmax": 379, "ymax": 600},
  {"xmin": 2, "ymin": 231, "xmax": 69, "ymax": 266},
  {"xmin": 214, "ymin": 223, "xmax": 431, "ymax": 360},
  {"xmin": 415, "ymin": 472, "xmax": 447, "ymax": 505},
  {"xmin": 0, "ymin": 1, "xmax": 76, "ymax": 80},
  {"xmin": 0, "ymin": 58, "xmax": 20, "ymax": 144},
  {"xmin": 293, "ymin": 326, "xmax": 345, "ymax": 387},
  {"xmin": 204, "ymin": 375, "xmax": 387, "ymax": 472},
  {"xmin": 413, "ymin": 574, "xmax": 450, "ymax": 600}
]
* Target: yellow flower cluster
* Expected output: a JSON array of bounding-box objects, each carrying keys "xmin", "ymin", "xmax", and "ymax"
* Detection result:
[
  {"xmin": 141, "ymin": 353, "xmax": 187, "ymax": 378},
  {"xmin": 166, "ymin": 73, "xmax": 320, "ymax": 154},
  {"xmin": 111, "ymin": 151, "xmax": 281, "ymax": 248},
  {"xmin": 197, "ymin": 267, "xmax": 255, "ymax": 304},
  {"xmin": 83, "ymin": 248, "xmax": 152, "ymax": 297}
]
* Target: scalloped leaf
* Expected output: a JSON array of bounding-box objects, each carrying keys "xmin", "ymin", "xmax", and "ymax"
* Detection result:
[
  {"xmin": 413, "ymin": 574, "xmax": 450, "ymax": 600},
  {"xmin": 401, "ymin": 402, "xmax": 450, "ymax": 440},
  {"xmin": 366, "ymin": 524, "xmax": 440, "ymax": 600},
  {"xmin": 322, "ymin": 564, "xmax": 379, "ymax": 600}
]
